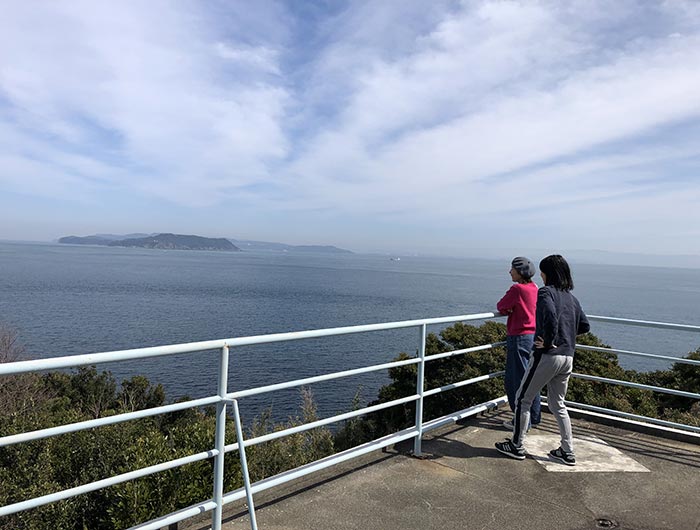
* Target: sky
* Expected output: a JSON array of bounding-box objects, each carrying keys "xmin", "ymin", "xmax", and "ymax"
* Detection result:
[{"xmin": 1, "ymin": 0, "xmax": 699, "ymax": 258}]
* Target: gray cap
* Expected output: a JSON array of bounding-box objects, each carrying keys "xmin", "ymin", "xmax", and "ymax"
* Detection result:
[{"xmin": 511, "ymin": 256, "xmax": 535, "ymax": 279}]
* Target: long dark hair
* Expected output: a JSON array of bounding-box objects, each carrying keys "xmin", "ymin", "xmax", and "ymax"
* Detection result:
[{"xmin": 539, "ymin": 254, "xmax": 574, "ymax": 291}]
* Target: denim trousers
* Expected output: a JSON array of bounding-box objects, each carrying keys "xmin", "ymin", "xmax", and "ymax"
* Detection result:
[{"xmin": 505, "ymin": 334, "xmax": 541, "ymax": 424}]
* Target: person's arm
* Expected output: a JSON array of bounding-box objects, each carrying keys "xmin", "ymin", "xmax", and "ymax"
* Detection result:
[
  {"xmin": 576, "ymin": 300, "xmax": 591, "ymax": 335},
  {"xmin": 496, "ymin": 286, "xmax": 518, "ymax": 315},
  {"xmin": 536, "ymin": 288, "xmax": 558, "ymax": 349}
]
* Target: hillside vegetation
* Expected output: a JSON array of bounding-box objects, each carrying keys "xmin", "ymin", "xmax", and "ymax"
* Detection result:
[{"xmin": 1, "ymin": 323, "xmax": 698, "ymax": 529}]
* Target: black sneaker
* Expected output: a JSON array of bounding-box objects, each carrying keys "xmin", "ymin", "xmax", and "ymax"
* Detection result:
[
  {"xmin": 495, "ymin": 439, "xmax": 526, "ymax": 460},
  {"xmin": 549, "ymin": 447, "xmax": 576, "ymax": 466}
]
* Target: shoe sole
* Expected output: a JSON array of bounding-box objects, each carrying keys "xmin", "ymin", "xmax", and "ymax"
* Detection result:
[
  {"xmin": 495, "ymin": 446, "xmax": 526, "ymax": 460},
  {"xmin": 549, "ymin": 454, "xmax": 576, "ymax": 466}
]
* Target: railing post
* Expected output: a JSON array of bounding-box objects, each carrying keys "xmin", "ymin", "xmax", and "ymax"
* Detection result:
[
  {"xmin": 413, "ymin": 324, "xmax": 427, "ymax": 456},
  {"xmin": 212, "ymin": 345, "xmax": 230, "ymax": 530},
  {"xmin": 232, "ymin": 398, "xmax": 259, "ymax": 530}
]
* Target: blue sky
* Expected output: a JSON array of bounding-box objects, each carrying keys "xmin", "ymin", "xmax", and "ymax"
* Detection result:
[{"xmin": 1, "ymin": 0, "xmax": 699, "ymax": 257}]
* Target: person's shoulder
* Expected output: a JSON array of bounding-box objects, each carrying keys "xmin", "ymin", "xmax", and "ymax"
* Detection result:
[
  {"xmin": 538, "ymin": 285, "xmax": 555, "ymax": 297},
  {"xmin": 514, "ymin": 282, "xmax": 538, "ymax": 294}
]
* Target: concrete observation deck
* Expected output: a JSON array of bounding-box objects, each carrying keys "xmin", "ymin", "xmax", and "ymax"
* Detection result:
[{"xmin": 184, "ymin": 409, "xmax": 700, "ymax": 530}]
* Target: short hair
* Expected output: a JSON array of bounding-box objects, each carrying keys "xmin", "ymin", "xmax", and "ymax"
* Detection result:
[{"xmin": 539, "ymin": 254, "xmax": 574, "ymax": 291}]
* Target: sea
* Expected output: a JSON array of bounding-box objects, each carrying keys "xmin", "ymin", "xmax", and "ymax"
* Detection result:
[{"xmin": 1, "ymin": 241, "xmax": 699, "ymax": 422}]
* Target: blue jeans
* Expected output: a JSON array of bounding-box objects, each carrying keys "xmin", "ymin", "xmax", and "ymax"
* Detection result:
[{"xmin": 505, "ymin": 334, "xmax": 541, "ymax": 424}]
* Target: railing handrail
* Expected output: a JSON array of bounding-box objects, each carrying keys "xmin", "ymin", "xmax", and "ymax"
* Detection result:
[
  {"xmin": 2, "ymin": 313, "xmax": 697, "ymax": 378},
  {"xmin": 0, "ymin": 310, "xmax": 505, "ymax": 527},
  {"xmin": 588, "ymin": 315, "xmax": 700, "ymax": 332},
  {"xmin": 1, "ymin": 312, "xmax": 699, "ymax": 530},
  {"xmin": 0, "ymin": 312, "xmax": 500, "ymax": 376}
]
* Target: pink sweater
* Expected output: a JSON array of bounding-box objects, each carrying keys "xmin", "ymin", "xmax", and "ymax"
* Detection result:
[{"xmin": 497, "ymin": 282, "xmax": 538, "ymax": 336}]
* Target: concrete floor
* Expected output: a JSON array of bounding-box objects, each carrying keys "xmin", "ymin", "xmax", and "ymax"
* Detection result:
[{"xmin": 184, "ymin": 410, "xmax": 700, "ymax": 530}]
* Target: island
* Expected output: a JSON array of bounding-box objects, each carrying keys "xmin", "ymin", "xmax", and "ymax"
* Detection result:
[
  {"xmin": 59, "ymin": 233, "xmax": 239, "ymax": 251},
  {"xmin": 59, "ymin": 234, "xmax": 353, "ymax": 254},
  {"xmin": 230, "ymin": 240, "xmax": 353, "ymax": 254}
]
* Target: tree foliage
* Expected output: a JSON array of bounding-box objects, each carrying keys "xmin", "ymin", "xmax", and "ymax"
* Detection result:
[{"xmin": 1, "ymin": 322, "xmax": 698, "ymax": 528}]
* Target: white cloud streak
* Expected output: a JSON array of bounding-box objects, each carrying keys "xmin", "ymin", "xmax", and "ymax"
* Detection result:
[{"xmin": 1, "ymin": 0, "xmax": 699, "ymax": 253}]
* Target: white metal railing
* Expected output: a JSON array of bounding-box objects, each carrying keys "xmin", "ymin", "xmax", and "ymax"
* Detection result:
[
  {"xmin": 565, "ymin": 315, "xmax": 700, "ymax": 435},
  {"xmin": 0, "ymin": 312, "xmax": 699, "ymax": 530},
  {"xmin": 0, "ymin": 312, "xmax": 505, "ymax": 530}
]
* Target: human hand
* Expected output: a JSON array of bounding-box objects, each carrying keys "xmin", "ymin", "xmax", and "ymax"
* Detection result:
[{"xmin": 534, "ymin": 336, "xmax": 556, "ymax": 349}]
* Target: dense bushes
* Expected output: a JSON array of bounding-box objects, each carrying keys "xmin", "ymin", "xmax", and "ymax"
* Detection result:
[
  {"xmin": 334, "ymin": 321, "xmax": 700, "ymax": 444},
  {"xmin": 1, "ymin": 322, "xmax": 698, "ymax": 528},
  {"xmin": 0, "ymin": 365, "xmax": 334, "ymax": 529}
]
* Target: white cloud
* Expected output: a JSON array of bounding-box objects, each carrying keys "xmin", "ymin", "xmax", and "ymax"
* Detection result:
[
  {"xmin": 1, "ymin": 0, "xmax": 699, "ymax": 254},
  {"xmin": 0, "ymin": 0, "xmax": 290, "ymax": 205}
]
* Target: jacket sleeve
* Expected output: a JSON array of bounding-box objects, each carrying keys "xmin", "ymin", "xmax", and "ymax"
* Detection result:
[
  {"xmin": 576, "ymin": 300, "xmax": 591, "ymax": 335},
  {"xmin": 497, "ymin": 285, "xmax": 518, "ymax": 313},
  {"xmin": 537, "ymin": 288, "xmax": 558, "ymax": 349}
]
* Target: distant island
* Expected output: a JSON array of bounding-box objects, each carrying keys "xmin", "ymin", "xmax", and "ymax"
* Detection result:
[
  {"xmin": 58, "ymin": 234, "xmax": 353, "ymax": 254},
  {"xmin": 231, "ymin": 240, "xmax": 353, "ymax": 254},
  {"xmin": 60, "ymin": 233, "xmax": 240, "ymax": 251}
]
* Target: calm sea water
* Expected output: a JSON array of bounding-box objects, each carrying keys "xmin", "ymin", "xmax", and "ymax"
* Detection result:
[{"xmin": 1, "ymin": 241, "xmax": 698, "ymax": 421}]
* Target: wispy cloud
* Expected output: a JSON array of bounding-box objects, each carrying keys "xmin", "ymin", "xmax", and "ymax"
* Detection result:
[{"xmin": 1, "ymin": 0, "xmax": 699, "ymax": 254}]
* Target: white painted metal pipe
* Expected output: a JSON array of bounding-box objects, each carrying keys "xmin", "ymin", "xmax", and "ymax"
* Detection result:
[
  {"xmin": 575, "ymin": 344, "xmax": 700, "ymax": 366},
  {"xmin": 0, "ymin": 449, "xmax": 218, "ymax": 517},
  {"xmin": 572, "ymin": 372, "xmax": 700, "ymax": 399},
  {"xmin": 423, "ymin": 371, "xmax": 505, "ymax": 397},
  {"xmin": 413, "ymin": 324, "xmax": 427, "ymax": 456},
  {"xmin": 424, "ymin": 342, "xmax": 505, "ymax": 362},
  {"xmin": 562, "ymin": 400, "xmax": 700, "ymax": 433},
  {"xmin": 0, "ymin": 395, "xmax": 221, "ymax": 447},
  {"xmin": 212, "ymin": 345, "xmax": 230, "ymax": 530},
  {"xmin": 128, "ymin": 500, "xmax": 218, "ymax": 530},
  {"xmin": 0, "ymin": 312, "xmax": 499, "ymax": 376},
  {"xmin": 226, "ymin": 357, "xmax": 420, "ymax": 400},
  {"xmin": 221, "ymin": 427, "xmax": 421, "ymax": 505},
  {"xmin": 588, "ymin": 315, "xmax": 700, "ymax": 332},
  {"xmin": 228, "ymin": 394, "xmax": 420, "ymax": 451},
  {"xmin": 232, "ymin": 399, "xmax": 258, "ymax": 530}
]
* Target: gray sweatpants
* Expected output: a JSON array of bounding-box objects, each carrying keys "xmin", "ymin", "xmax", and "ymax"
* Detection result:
[{"xmin": 512, "ymin": 352, "xmax": 574, "ymax": 454}]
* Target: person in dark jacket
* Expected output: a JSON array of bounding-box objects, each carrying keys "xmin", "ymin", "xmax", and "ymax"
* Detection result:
[{"xmin": 495, "ymin": 255, "xmax": 590, "ymax": 466}]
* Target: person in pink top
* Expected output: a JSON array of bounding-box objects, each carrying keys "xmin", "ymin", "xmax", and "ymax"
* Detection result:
[{"xmin": 496, "ymin": 257, "xmax": 541, "ymax": 429}]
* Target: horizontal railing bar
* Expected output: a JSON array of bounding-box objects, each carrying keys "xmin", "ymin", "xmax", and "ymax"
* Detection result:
[
  {"xmin": 0, "ymin": 312, "xmax": 500, "ymax": 376},
  {"xmin": 575, "ymin": 344, "xmax": 700, "ymax": 366},
  {"xmin": 0, "ymin": 342, "xmax": 227, "ymax": 376},
  {"xmin": 561, "ymin": 400, "xmax": 700, "ymax": 433},
  {"xmin": 225, "ymin": 394, "xmax": 421, "ymax": 452},
  {"xmin": 588, "ymin": 315, "xmax": 700, "ymax": 333},
  {"xmin": 0, "ymin": 396, "xmax": 221, "ymax": 448},
  {"xmin": 423, "ymin": 396, "xmax": 508, "ymax": 433},
  {"xmin": 424, "ymin": 342, "xmax": 505, "ymax": 362},
  {"xmin": 227, "ymin": 358, "xmax": 421, "ymax": 400},
  {"xmin": 222, "ymin": 395, "xmax": 509, "ymax": 506},
  {"xmin": 128, "ymin": 500, "xmax": 218, "ymax": 530},
  {"xmin": 572, "ymin": 373, "xmax": 700, "ymax": 400},
  {"xmin": 423, "ymin": 371, "xmax": 505, "ymax": 397},
  {"xmin": 0, "ymin": 449, "xmax": 218, "ymax": 517},
  {"xmin": 222, "ymin": 426, "xmax": 421, "ymax": 505}
]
